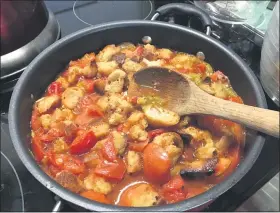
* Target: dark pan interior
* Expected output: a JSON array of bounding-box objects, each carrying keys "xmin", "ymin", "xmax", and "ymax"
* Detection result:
[{"xmin": 9, "ymin": 20, "xmax": 266, "ymax": 211}]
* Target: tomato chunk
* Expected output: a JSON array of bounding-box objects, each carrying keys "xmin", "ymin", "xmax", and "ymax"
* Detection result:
[
  {"xmin": 70, "ymin": 131, "xmax": 97, "ymax": 155},
  {"xmin": 148, "ymin": 129, "xmax": 166, "ymax": 139},
  {"xmin": 79, "ymin": 79, "xmax": 95, "ymax": 93},
  {"xmin": 128, "ymin": 139, "xmax": 149, "ymax": 152},
  {"xmin": 163, "ymin": 175, "xmax": 184, "ymax": 190},
  {"xmin": 215, "ymin": 158, "xmax": 232, "ymax": 176},
  {"xmin": 47, "ymin": 82, "xmax": 64, "ymax": 96},
  {"xmin": 130, "ymin": 96, "xmax": 138, "ymax": 105},
  {"xmin": 94, "ymin": 159, "xmax": 126, "ymax": 182},
  {"xmin": 40, "ymin": 128, "xmax": 65, "ymax": 143},
  {"xmin": 226, "ymin": 96, "xmax": 243, "ymax": 104},
  {"xmin": 162, "ymin": 175, "xmax": 186, "ymax": 204},
  {"xmin": 195, "ymin": 63, "xmax": 206, "ymax": 73},
  {"xmin": 31, "ymin": 109, "xmax": 41, "ymax": 131},
  {"xmin": 135, "ymin": 46, "xmax": 144, "ymax": 56},
  {"xmin": 210, "ymin": 71, "xmax": 227, "ymax": 82},
  {"xmin": 101, "ymin": 137, "xmax": 117, "ymax": 162},
  {"xmin": 31, "ymin": 136, "xmax": 45, "ymax": 162},
  {"xmin": 87, "ymin": 105, "xmax": 104, "ymax": 117},
  {"xmin": 143, "ymin": 143, "xmax": 171, "ymax": 184},
  {"xmin": 48, "ymin": 153, "xmax": 85, "ymax": 174},
  {"xmin": 81, "ymin": 190, "xmax": 110, "ymax": 204}
]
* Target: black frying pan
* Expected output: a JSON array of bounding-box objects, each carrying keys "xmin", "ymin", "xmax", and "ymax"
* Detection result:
[{"xmin": 8, "ymin": 4, "xmax": 267, "ymax": 211}]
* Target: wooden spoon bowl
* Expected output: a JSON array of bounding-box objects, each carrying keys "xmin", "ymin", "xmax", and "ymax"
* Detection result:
[{"xmin": 133, "ymin": 67, "xmax": 279, "ymax": 138}]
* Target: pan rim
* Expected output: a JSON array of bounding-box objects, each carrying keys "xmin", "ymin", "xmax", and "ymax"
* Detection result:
[{"xmin": 8, "ymin": 20, "xmax": 266, "ymax": 211}]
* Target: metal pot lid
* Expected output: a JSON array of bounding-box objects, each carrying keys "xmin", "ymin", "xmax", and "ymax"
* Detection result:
[{"xmin": 0, "ymin": 10, "xmax": 60, "ymax": 80}]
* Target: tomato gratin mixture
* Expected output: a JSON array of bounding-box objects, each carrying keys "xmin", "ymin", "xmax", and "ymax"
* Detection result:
[{"xmin": 31, "ymin": 43, "xmax": 245, "ymax": 206}]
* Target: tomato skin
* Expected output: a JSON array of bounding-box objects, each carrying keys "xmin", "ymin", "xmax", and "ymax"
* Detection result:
[
  {"xmin": 163, "ymin": 190, "xmax": 186, "ymax": 204},
  {"xmin": 130, "ymin": 96, "xmax": 138, "ymax": 105},
  {"xmin": 148, "ymin": 129, "xmax": 166, "ymax": 139},
  {"xmin": 80, "ymin": 190, "xmax": 110, "ymax": 204},
  {"xmin": 161, "ymin": 175, "xmax": 186, "ymax": 204},
  {"xmin": 31, "ymin": 136, "xmax": 44, "ymax": 162},
  {"xmin": 31, "ymin": 109, "xmax": 41, "ymax": 131},
  {"xmin": 198, "ymin": 115, "xmax": 245, "ymax": 144},
  {"xmin": 226, "ymin": 96, "xmax": 243, "ymax": 104},
  {"xmin": 94, "ymin": 159, "xmax": 126, "ymax": 182},
  {"xmin": 128, "ymin": 139, "xmax": 149, "ymax": 152},
  {"xmin": 215, "ymin": 158, "xmax": 232, "ymax": 176},
  {"xmin": 143, "ymin": 143, "xmax": 171, "ymax": 184},
  {"xmin": 128, "ymin": 129, "xmax": 165, "ymax": 152},
  {"xmin": 195, "ymin": 63, "xmax": 206, "ymax": 73},
  {"xmin": 101, "ymin": 137, "xmax": 117, "ymax": 162},
  {"xmin": 47, "ymin": 82, "xmax": 64, "ymax": 96},
  {"xmin": 117, "ymin": 124, "xmax": 124, "ymax": 132},
  {"xmin": 87, "ymin": 106, "xmax": 104, "ymax": 117},
  {"xmin": 163, "ymin": 175, "xmax": 184, "ymax": 190},
  {"xmin": 48, "ymin": 153, "xmax": 85, "ymax": 174},
  {"xmin": 210, "ymin": 71, "xmax": 227, "ymax": 82},
  {"xmin": 78, "ymin": 79, "xmax": 95, "ymax": 93},
  {"xmin": 70, "ymin": 131, "xmax": 97, "ymax": 155},
  {"xmin": 135, "ymin": 46, "xmax": 144, "ymax": 56},
  {"xmin": 40, "ymin": 128, "xmax": 65, "ymax": 143}
]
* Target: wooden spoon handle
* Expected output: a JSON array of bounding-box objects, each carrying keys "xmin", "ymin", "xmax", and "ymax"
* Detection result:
[{"xmin": 193, "ymin": 95, "xmax": 280, "ymax": 138}]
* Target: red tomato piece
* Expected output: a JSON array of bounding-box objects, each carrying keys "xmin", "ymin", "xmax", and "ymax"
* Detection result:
[
  {"xmin": 48, "ymin": 153, "xmax": 85, "ymax": 174},
  {"xmin": 117, "ymin": 124, "xmax": 124, "ymax": 132},
  {"xmin": 101, "ymin": 137, "xmax": 117, "ymax": 162},
  {"xmin": 210, "ymin": 71, "xmax": 227, "ymax": 82},
  {"xmin": 162, "ymin": 175, "xmax": 185, "ymax": 191},
  {"xmin": 135, "ymin": 46, "xmax": 144, "ymax": 56},
  {"xmin": 94, "ymin": 159, "xmax": 126, "ymax": 182},
  {"xmin": 226, "ymin": 96, "xmax": 243, "ymax": 104},
  {"xmin": 31, "ymin": 109, "xmax": 41, "ymax": 131},
  {"xmin": 40, "ymin": 127, "xmax": 65, "ymax": 143},
  {"xmin": 161, "ymin": 175, "xmax": 186, "ymax": 204},
  {"xmin": 231, "ymin": 123, "xmax": 245, "ymax": 143},
  {"xmin": 87, "ymin": 105, "xmax": 104, "ymax": 117},
  {"xmin": 148, "ymin": 129, "xmax": 166, "ymax": 139},
  {"xmin": 130, "ymin": 96, "xmax": 138, "ymax": 105},
  {"xmin": 162, "ymin": 189, "xmax": 186, "ymax": 204},
  {"xmin": 47, "ymin": 82, "xmax": 64, "ymax": 96},
  {"xmin": 143, "ymin": 143, "xmax": 171, "ymax": 184},
  {"xmin": 215, "ymin": 158, "xmax": 232, "ymax": 176},
  {"xmin": 195, "ymin": 63, "xmax": 206, "ymax": 73},
  {"xmin": 128, "ymin": 139, "xmax": 149, "ymax": 152},
  {"xmin": 78, "ymin": 94, "xmax": 101, "ymax": 108},
  {"xmin": 79, "ymin": 79, "xmax": 95, "ymax": 93},
  {"xmin": 70, "ymin": 131, "xmax": 97, "ymax": 155},
  {"xmin": 81, "ymin": 190, "xmax": 110, "ymax": 204},
  {"xmin": 31, "ymin": 136, "xmax": 45, "ymax": 162}
]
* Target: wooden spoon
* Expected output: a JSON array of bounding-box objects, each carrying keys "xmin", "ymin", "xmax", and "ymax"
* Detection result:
[{"xmin": 133, "ymin": 67, "xmax": 279, "ymax": 138}]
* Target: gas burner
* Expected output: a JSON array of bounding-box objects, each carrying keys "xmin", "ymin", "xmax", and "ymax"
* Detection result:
[
  {"xmin": 0, "ymin": 152, "xmax": 24, "ymax": 212},
  {"xmin": 72, "ymin": 0, "xmax": 154, "ymax": 26}
]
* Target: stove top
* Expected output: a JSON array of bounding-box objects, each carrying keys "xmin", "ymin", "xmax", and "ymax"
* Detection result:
[{"xmin": 0, "ymin": 1, "xmax": 279, "ymax": 212}]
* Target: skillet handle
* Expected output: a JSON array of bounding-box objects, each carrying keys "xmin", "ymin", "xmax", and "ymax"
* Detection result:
[
  {"xmin": 151, "ymin": 3, "xmax": 212, "ymax": 36},
  {"xmin": 52, "ymin": 196, "xmax": 64, "ymax": 212}
]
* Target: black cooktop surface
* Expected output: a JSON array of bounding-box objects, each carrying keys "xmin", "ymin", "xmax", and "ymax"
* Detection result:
[{"xmin": 0, "ymin": 1, "xmax": 279, "ymax": 212}]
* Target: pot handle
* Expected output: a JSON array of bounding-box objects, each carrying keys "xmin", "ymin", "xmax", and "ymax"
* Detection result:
[
  {"xmin": 151, "ymin": 3, "xmax": 212, "ymax": 36},
  {"xmin": 52, "ymin": 196, "xmax": 63, "ymax": 212}
]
